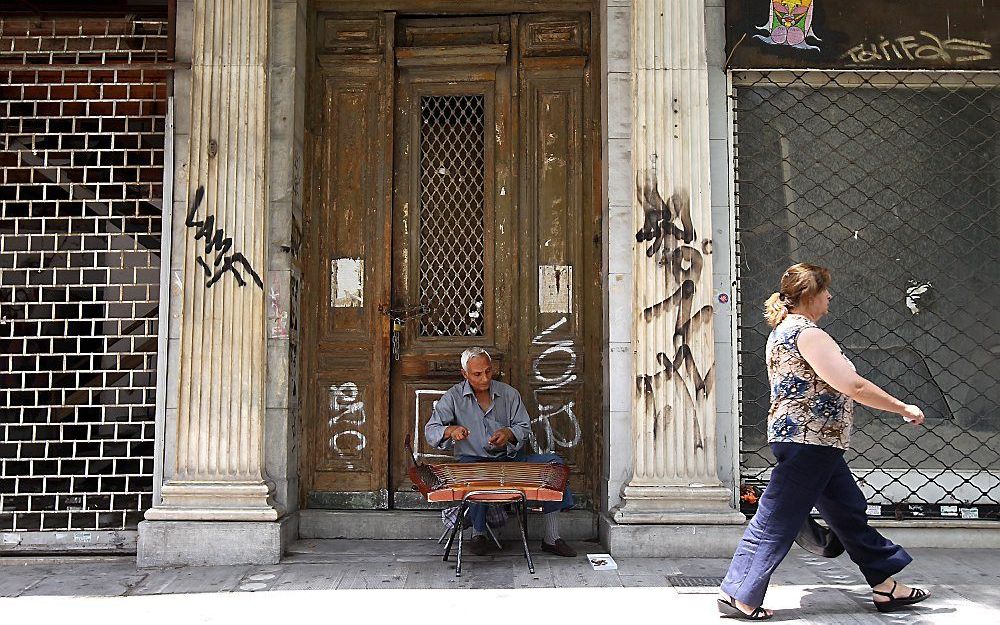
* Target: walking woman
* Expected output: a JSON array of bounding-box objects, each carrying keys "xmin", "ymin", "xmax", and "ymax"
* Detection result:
[{"xmin": 718, "ymin": 263, "xmax": 930, "ymax": 620}]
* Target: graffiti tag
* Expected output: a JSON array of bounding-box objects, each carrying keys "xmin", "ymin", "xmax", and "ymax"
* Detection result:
[
  {"xmin": 185, "ymin": 185, "xmax": 264, "ymax": 289},
  {"xmin": 634, "ymin": 169, "xmax": 714, "ymax": 448},
  {"xmin": 842, "ymin": 32, "xmax": 992, "ymax": 65},
  {"xmin": 529, "ymin": 316, "xmax": 581, "ymax": 453},
  {"xmin": 328, "ymin": 382, "xmax": 367, "ymax": 457}
]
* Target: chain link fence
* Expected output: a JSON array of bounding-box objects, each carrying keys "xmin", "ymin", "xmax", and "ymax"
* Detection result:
[{"xmin": 733, "ymin": 70, "xmax": 1000, "ymax": 520}]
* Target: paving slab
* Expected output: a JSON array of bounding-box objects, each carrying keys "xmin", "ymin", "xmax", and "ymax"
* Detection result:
[
  {"xmin": 336, "ymin": 561, "xmax": 410, "ymax": 590},
  {"xmin": 17, "ymin": 562, "xmax": 145, "ymax": 597},
  {"xmin": 129, "ymin": 565, "xmax": 249, "ymax": 595},
  {"xmin": 613, "ymin": 556, "xmax": 683, "ymax": 576},
  {"xmin": 0, "ymin": 564, "xmax": 54, "ymax": 597},
  {"xmin": 0, "ymin": 587, "xmax": 972, "ymax": 625},
  {"xmin": 238, "ymin": 564, "xmax": 349, "ymax": 592},
  {"xmin": 617, "ymin": 573, "xmax": 672, "ymax": 587}
]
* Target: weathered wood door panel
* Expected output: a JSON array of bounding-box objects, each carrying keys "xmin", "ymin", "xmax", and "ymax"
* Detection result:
[
  {"xmin": 515, "ymin": 13, "xmax": 595, "ymax": 498},
  {"xmin": 302, "ymin": 15, "xmax": 394, "ymax": 508},
  {"xmin": 303, "ymin": 10, "xmax": 600, "ymax": 510}
]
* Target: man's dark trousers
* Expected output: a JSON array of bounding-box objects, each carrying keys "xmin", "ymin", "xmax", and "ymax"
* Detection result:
[{"xmin": 455, "ymin": 452, "xmax": 574, "ymax": 533}]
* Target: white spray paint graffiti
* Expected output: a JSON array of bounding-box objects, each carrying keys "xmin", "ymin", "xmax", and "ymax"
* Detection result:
[
  {"xmin": 530, "ymin": 316, "xmax": 581, "ymax": 453},
  {"xmin": 267, "ymin": 273, "xmax": 289, "ymax": 339},
  {"xmin": 905, "ymin": 280, "xmax": 932, "ymax": 315},
  {"xmin": 414, "ymin": 389, "xmax": 450, "ymax": 462},
  {"xmin": 328, "ymin": 383, "xmax": 367, "ymax": 457}
]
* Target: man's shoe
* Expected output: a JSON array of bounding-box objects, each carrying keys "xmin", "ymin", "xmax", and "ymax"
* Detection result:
[
  {"xmin": 468, "ymin": 535, "xmax": 491, "ymax": 556},
  {"xmin": 541, "ymin": 539, "xmax": 576, "ymax": 557}
]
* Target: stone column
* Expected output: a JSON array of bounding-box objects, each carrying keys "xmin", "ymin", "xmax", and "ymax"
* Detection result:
[
  {"xmin": 613, "ymin": 0, "xmax": 744, "ymax": 524},
  {"xmin": 139, "ymin": 0, "xmax": 286, "ymax": 566}
]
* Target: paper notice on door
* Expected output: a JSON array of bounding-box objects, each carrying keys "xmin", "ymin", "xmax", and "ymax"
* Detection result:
[
  {"xmin": 331, "ymin": 258, "xmax": 364, "ymax": 307},
  {"xmin": 539, "ymin": 265, "xmax": 572, "ymax": 313}
]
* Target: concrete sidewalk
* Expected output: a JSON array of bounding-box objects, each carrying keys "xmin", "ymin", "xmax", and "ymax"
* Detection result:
[{"xmin": 1, "ymin": 540, "xmax": 998, "ymax": 624}]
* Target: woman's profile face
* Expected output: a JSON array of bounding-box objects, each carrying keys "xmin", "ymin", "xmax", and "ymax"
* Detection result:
[{"xmin": 810, "ymin": 288, "xmax": 832, "ymax": 319}]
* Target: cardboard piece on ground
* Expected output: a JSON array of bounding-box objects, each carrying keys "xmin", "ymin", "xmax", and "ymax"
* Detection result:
[{"xmin": 587, "ymin": 553, "xmax": 618, "ymax": 571}]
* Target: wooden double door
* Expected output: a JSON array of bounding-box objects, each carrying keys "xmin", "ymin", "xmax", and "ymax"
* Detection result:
[{"xmin": 302, "ymin": 11, "xmax": 601, "ymax": 509}]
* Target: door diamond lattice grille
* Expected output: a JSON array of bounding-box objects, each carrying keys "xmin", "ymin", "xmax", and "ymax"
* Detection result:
[{"xmin": 418, "ymin": 95, "xmax": 486, "ymax": 337}]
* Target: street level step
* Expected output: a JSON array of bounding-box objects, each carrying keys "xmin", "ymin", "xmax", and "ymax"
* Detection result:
[{"xmin": 299, "ymin": 509, "xmax": 597, "ymax": 541}]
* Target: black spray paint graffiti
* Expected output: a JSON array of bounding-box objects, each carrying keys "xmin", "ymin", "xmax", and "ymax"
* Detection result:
[
  {"xmin": 634, "ymin": 170, "xmax": 714, "ymax": 448},
  {"xmin": 529, "ymin": 316, "xmax": 581, "ymax": 454},
  {"xmin": 185, "ymin": 185, "xmax": 264, "ymax": 289}
]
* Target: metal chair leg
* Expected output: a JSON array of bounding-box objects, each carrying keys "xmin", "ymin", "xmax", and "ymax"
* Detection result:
[
  {"xmin": 514, "ymin": 499, "xmax": 534, "ymax": 574},
  {"xmin": 456, "ymin": 509, "xmax": 465, "ymax": 577},
  {"xmin": 443, "ymin": 501, "xmax": 465, "ymax": 562},
  {"xmin": 486, "ymin": 521, "xmax": 502, "ymax": 550},
  {"xmin": 440, "ymin": 507, "xmax": 468, "ymax": 545}
]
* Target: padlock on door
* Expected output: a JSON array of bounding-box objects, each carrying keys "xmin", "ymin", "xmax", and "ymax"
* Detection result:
[{"xmin": 391, "ymin": 317, "xmax": 403, "ymax": 361}]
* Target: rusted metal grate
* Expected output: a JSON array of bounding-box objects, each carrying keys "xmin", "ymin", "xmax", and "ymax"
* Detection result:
[
  {"xmin": 667, "ymin": 576, "xmax": 725, "ymax": 588},
  {"xmin": 733, "ymin": 71, "xmax": 1000, "ymax": 520},
  {"xmin": 417, "ymin": 94, "xmax": 486, "ymax": 337},
  {"xmin": 0, "ymin": 18, "xmax": 166, "ymax": 532}
]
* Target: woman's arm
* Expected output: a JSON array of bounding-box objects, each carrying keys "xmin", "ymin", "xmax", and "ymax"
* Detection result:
[{"xmin": 797, "ymin": 328, "xmax": 925, "ymax": 425}]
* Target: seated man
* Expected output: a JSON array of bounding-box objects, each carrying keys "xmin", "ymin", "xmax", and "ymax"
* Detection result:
[{"xmin": 424, "ymin": 346, "xmax": 576, "ymax": 558}]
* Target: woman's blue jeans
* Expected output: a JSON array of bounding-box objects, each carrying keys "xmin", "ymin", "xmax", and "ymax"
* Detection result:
[{"xmin": 721, "ymin": 442, "xmax": 912, "ymax": 607}]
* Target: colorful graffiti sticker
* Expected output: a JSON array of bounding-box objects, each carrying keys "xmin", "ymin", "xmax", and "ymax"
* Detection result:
[{"xmin": 755, "ymin": 0, "xmax": 821, "ymax": 51}]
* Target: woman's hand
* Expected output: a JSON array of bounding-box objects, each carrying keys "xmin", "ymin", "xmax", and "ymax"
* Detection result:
[{"xmin": 901, "ymin": 404, "xmax": 925, "ymax": 425}]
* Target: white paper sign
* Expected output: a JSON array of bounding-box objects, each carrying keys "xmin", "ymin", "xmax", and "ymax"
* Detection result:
[
  {"xmin": 539, "ymin": 265, "xmax": 572, "ymax": 313},
  {"xmin": 331, "ymin": 258, "xmax": 364, "ymax": 307},
  {"xmin": 960, "ymin": 507, "xmax": 980, "ymax": 520}
]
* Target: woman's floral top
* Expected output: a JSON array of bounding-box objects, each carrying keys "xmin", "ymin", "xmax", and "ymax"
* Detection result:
[{"xmin": 766, "ymin": 314, "xmax": 855, "ymax": 450}]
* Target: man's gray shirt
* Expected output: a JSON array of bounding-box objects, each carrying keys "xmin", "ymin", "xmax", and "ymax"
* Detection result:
[{"xmin": 424, "ymin": 380, "xmax": 532, "ymax": 458}]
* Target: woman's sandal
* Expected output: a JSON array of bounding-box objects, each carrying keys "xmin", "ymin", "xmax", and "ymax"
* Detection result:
[
  {"xmin": 717, "ymin": 596, "xmax": 773, "ymax": 620},
  {"xmin": 872, "ymin": 580, "xmax": 930, "ymax": 613}
]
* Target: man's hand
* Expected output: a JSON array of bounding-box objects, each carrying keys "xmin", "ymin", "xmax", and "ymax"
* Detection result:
[
  {"xmin": 445, "ymin": 425, "xmax": 470, "ymax": 441},
  {"xmin": 488, "ymin": 428, "xmax": 515, "ymax": 447}
]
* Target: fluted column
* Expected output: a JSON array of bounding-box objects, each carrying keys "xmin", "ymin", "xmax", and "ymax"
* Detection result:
[
  {"xmin": 146, "ymin": 0, "xmax": 277, "ymax": 521},
  {"xmin": 614, "ymin": 0, "xmax": 743, "ymax": 524}
]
